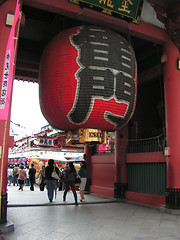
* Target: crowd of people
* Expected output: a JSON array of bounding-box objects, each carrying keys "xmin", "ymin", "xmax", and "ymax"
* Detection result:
[
  {"xmin": 7, "ymin": 159, "xmax": 87, "ymax": 205},
  {"xmin": 7, "ymin": 164, "xmax": 29, "ymax": 188}
]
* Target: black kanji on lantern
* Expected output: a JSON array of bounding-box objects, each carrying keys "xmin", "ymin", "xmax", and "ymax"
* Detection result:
[{"xmin": 68, "ymin": 25, "xmax": 136, "ymax": 129}]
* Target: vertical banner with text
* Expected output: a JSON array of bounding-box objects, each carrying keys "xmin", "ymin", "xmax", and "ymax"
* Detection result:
[{"xmin": 0, "ymin": 0, "xmax": 20, "ymax": 120}]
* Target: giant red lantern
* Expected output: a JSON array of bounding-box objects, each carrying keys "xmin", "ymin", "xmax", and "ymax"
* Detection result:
[{"xmin": 39, "ymin": 25, "xmax": 137, "ymax": 132}]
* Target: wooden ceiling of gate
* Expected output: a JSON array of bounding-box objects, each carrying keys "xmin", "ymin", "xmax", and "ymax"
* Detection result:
[{"xmin": 15, "ymin": 0, "xmax": 179, "ymax": 83}]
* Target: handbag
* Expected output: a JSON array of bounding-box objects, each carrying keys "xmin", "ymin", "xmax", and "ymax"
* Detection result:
[
  {"xmin": 75, "ymin": 176, "xmax": 81, "ymax": 184},
  {"xmin": 35, "ymin": 177, "xmax": 40, "ymax": 185},
  {"xmin": 51, "ymin": 167, "xmax": 59, "ymax": 180}
]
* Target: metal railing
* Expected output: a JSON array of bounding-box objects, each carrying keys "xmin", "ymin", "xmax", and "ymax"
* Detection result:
[{"xmin": 127, "ymin": 134, "xmax": 166, "ymax": 153}]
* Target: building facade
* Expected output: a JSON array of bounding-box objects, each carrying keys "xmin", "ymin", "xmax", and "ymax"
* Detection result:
[{"xmin": 0, "ymin": 0, "xmax": 180, "ymax": 221}]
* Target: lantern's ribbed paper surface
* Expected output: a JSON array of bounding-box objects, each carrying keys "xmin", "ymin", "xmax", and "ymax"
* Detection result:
[{"xmin": 39, "ymin": 25, "xmax": 137, "ymax": 131}]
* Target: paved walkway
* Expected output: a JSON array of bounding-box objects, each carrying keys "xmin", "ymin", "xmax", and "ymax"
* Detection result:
[
  {"xmin": 2, "ymin": 185, "xmax": 180, "ymax": 239},
  {"xmin": 7, "ymin": 185, "xmax": 115, "ymax": 207}
]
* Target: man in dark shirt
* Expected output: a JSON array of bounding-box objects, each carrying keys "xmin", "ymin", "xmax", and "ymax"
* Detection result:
[{"xmin": 29, "ymin": 163, "xmax": 36, "ymax": 191}]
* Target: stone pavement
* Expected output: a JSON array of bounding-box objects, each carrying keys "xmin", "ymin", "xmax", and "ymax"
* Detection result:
[
  {"xmin": 6, "ymin": 185, "xmax": 116, "ymax": 207},
  {"xmin": 2, "ymin": 185, "xmax": 180, "ymax": 239}
]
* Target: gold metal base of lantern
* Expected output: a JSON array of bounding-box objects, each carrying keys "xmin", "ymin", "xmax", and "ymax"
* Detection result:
[{"xmin": 67, "ymin": 128, "xmax": 107, "ymax": 145}]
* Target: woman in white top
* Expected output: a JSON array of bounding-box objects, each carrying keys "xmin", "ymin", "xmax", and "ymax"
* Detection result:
[{"xmin": 78, "ymin": 161, "xmax": 87, "ymax": 202}]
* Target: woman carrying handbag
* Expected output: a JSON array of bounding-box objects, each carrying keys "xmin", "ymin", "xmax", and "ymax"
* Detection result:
[
  {"xmin": 63, "ymin": 162, "xmax": 78, "ymax": 205},
  {"xmin": 45, "ymin": 159, "xmax": 60, "ymax": 202}
]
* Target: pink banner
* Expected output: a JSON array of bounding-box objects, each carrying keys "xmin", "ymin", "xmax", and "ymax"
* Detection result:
[{"xmin": 0, "ymin": 0, "xmax": 20, "ymax": 120}]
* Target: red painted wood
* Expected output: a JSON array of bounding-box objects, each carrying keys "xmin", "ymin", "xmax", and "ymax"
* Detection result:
[
  {"xmin": 0, "ymin": 0, "xmax": 17, "ymax": 195},
  {"xmin": 164, "ymin": 38, "xmax": 180, "ymax": 188},
  {"xmin": 90, "ymin": 151, "xmax": 166, "ymax": 203},
  {"xmin": 0, "ymin": 0, "xmax": 16, "ymax": 80},
  {"xmin": 23, "ymin": 0, "xmax": 168, "ymax": 44},
  {"xmin": 115, "ymin": 126, "xmax": 128, "ymax": 183},
  {"xmin": 91, "ymin": 154, "xmax": 114, "ymax": 164},
  {"xmin": 126, "ymin": 191, "xmax": 166, "ymax": 207},
  {"xmin": 90, "ymin": 154, "xmax": 114, "ymax": 197},
  {"xmin": 84, "ymin": 145, "xmax": 96, "ymax": 180},
  {"xmin": 90, "ymin": 185, "xmax": 114, "ymax": 198},
  {"xmin": 126, "ymin": 152, "xmax": 166, "ymax": 163}
]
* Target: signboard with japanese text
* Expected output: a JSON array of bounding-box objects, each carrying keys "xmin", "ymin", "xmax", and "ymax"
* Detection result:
[
  {"xmin": 69, "ymin": 0, "xmax": 143, "ymax": 24},
  {"xmin": 0, "ymin": 0, "xmax": 20, "ymax": 120},
  {"xmin": 67, "ymin": 128, "xmax": 107, "ymax": 144},
  {"xmin": 30, "ymin": 136, "xmax": 58, "ymax": 148},
  {"xmin": 0, "ymin": 51, "xmax": 11, "ymax": 112}
]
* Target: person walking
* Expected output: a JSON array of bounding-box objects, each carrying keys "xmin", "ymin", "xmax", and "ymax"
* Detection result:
[
  {"xmin": 29, "ymin": 163, "xmax": 36, "ymax": 191},
  {"xmin": 25, "ymin": 166, "xmax": 29, "ymax": 186},
  {"xmin": 13, "ymin": 164, "xmax": 19, "ymax": 186},
  {"xmin": 17, "ymin": 165, "xmax": 27, "ymax": 191},
  {"xmin": 39, "ymin": 166, "xmax": 46, "ymax": 191},
  {"xmin": 7, "ymin": 165, "xmax": 13, "ymax": 186},
  {"xmin": 63, "ymin": 162, "xmax": 78, "ymax": 205},
  {"xmin": 58, "ymin": 167, "xmax": 63, "ymax": 191},
  {"xmin": 78, "ymin": 161, "xmax": 87, "ymax": 202},
  {"xmin": 45, "ymin": 159, "xmax": 60, "ymax": 202}
]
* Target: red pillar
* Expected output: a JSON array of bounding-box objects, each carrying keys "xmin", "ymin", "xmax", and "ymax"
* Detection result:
[
  {"xmin": 114, "ymin": 125, "xmax": 128, "ymax": 198},
  {"xmin": 0, "ymin": 0, "xmax": 19, "ymax": 222},
  {"xmin": 164, "ymin": 38, "xmax": 180, "ymax": 189},
  {"xmin": 84, "ymin": 145, "xmax": 96, "ymax": 192}
]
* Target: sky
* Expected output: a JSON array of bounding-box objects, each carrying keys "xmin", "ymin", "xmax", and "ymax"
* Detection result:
[{"xmin": 10, "ymin": 80, "xmax": 48, "ymax": 139}]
